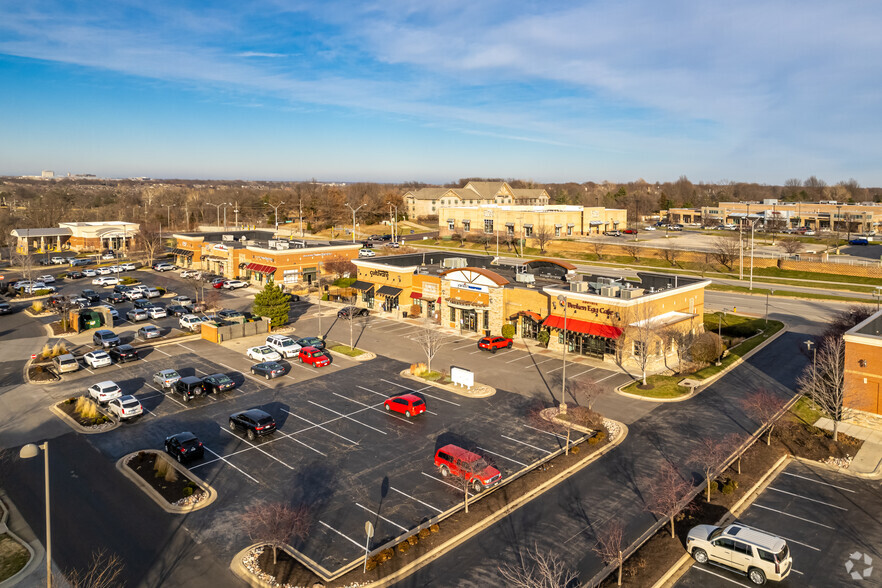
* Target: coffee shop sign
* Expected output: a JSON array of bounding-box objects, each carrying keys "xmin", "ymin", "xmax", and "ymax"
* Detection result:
[{"xmin": 253, "ymin": 255, "xmax": 274, "ymax": 263}]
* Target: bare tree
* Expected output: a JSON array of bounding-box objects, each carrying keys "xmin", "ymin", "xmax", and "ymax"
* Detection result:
[
  {"xmin": 59, "ymin": 549, "xmax": 125, "ymax": 588},
  {"xmin": 660, "ymin": 328, "xmax": 694, "ymax": 374},
  {"xmin": 660, "ymin": 247, "xmax": 682, "ymax": 267},
  {"xmin": 644, "ymin": 462, "xmax": 694, "ymax": 538},
  {"xmin": 688, "ymin": 436, "xmax": 730, "ymax": 502},
  {"xmin": 739, "ymin": 388, "xmax": 788, "ymax": 445},
  {"xmin": 137, "ymin": 224, "xmax": 165, "ymax": 267},
  {"xmin": 242, "ymin": 502, "xmax": 312, "ymax": 565},
  {"xmin": 592, "ymin": 520, "xmax": 626, "ymax": 586},
  {"xmin": 533, "ymin": 222, "xmax": 555, "ymax": 254},
  {"xmin": 565, "ymin": 378, "xmax": 604, "ymax": 411},
  {"xmin": 710, "ymin": 235, "xmax": 740, "ymax": 269},
  {"xmin": 796, "ymin": 335, "xmax": 849, "ymax": 441},
  {"xmin": 624, "ymin": 303, "xmax": 661, "ymax": 386},
  {"xmin": 323, "ymin": 255, "xmax": 356, "ymax": 280},
  {"xmin": 591, "ymin": 240, "xmax": 606, "ymax": 259},
  {"xmin": 778, "ymin": 237, "xmax": 804, "ymax": 256},
  {"xmin": 498, "ymin": 543, "xmax": 579, "ymax": 588},
  {"xmin": 415, "ymin": 316, "xmax": 445, "ymax": 372},
  {"xmin": 11, "ymin": 247, "xmax": 34, "ymax": 282},
  {"xmin": 621, "ymin": 242, "xmax": 641, "ymax": 261}
]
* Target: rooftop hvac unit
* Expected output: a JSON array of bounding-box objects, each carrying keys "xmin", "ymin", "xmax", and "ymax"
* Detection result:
[
  {"xmin": 620, "ymin": 288, "xmax": 645, "ymax": 299},
  {"xmin": 268, "ymin": 240, "xmax": 277, "ymax": 248},
  {"xmin": 239, "ymin": 236, "xmax": 247, "ymax": 242},
  {"xmin": 597, "ymin": 277, "xmax": 617, "ymax": 286},
  {"xmin": 275, "ymin": 241, "xmax": 289, "ymax": 250},
  {"xmin": 221, "ymin": 234, "xmax": 235, "ymax": 242},
  {"xmin": 515, "ymin": 273, "xmax": 535, "ymax": 284},
  {"xmin": 569, "ymin": 280, "xmax": 588, "ymax": 292},
  {"xmin": 600, "ymin": 286, "xmax": 619, "ymax": 297},
  {"xmin": 441, "ymin": 257, "xmax": 468, "ymax": 269}
]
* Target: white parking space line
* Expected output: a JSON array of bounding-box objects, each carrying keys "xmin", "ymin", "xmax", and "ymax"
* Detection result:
[
  {"xmin": 523, "ymin": 424, "xmax": 568, "ymax": 441},
  {"xmin": 308, "ymin": 401, "xmax": 387, "ymax": 434},
  {"xmin": 546, "ymin": 365, "xmax": 565, "ymax": 373},
  {"xmin": 772, "ymin": 533, "xmax": 820, "ymax": 552},
  {"xmin": 421, "ymin": 471, "xmax": 471, "ymax": 497},
  {"xmin": 570, "ymin": 367, "xmax": 598, "ymax": 378},
  {"xmin": 219, "ymin": 428, "xmax": 296, "ymax": 470},
  {"xmin": 505, "ymin": 354, "xmax": 529, "ymax": 363},
  {"xmin": 382, "ymin": 324, "xmax": 417, "ymax": 334},
  {"xmin": 524, "ymin": 358, "xmax": 557, "ymax": 369},
  {"xmin": 319, "ymin": 521, "xmax": 363, "ymax": 550},
  {"xmin": 354, "ymin": 503, "xmax": 408, "ymax": 532},
  {"xmin": 282, "ymin": 409, "xmax": 361, "ymax": 445},
  {"xmin": 752, "ymin": 504, "xmax": 835, "ymax": 528},
  {"xmin": 153, "ymin": 347, "xmax": 171, "ymax": 356},
  {"xmin": 177, "ymin": 343, "xmax": 198, "ymax": 353},
  {"xmin": 501, "ymin": 434, "xmax": 552, "ymax": 454},
  {"xmin": 390, "ymin": 486, "xmax": 443, "ymax": 514},
  {"xmin": 197, "ymin": 446, "xmax": 260, "ymax": 483},
  {"xmin": 766, "ymin": 486, "xmax": 848, "ymax": 510},
  {"xmin": 335, "ymin": 392, "xmax": 414, "ymax": 424},
  {"xmin": 143, "ymin": 382, "xmax": 186, "ymax": 407},
  {"xmin": 280, "ymin": 434, "xmax": 328, "ymax": 456},
  {"xmin": 451, "ymin": 342, "xmax": 478, "ymax": 351},
  {"xmin": 477, "ymin": 447, "xmax": 528, "ymax": 468},
  {"xmin": 781, "ymin": 471, "xmax": 856, "ymax": 492},
  {"xmin": 694, "ymin": 565, "xmax": 751, "ymax": 586},
  {"xmin": 594, "ymin": 372, "xmax": 620, "ymax": 383},
  {"xmin": 379, "ymin": 379, "xmax": 461, "ymax": 406}
]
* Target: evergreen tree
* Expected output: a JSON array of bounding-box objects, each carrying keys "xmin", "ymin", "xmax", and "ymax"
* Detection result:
[{"xmin": 251, "ymin": 282, "xmax": 291, "ymax": 328}]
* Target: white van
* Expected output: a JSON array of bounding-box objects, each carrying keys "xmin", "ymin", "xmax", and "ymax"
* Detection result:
[
  {"xmin": 52, "ymin": 354, "xmax": 80, "ymax": 374},
  {"xmin": 265, "ymin": 335, "xmax": 302, "ymax": 358}
]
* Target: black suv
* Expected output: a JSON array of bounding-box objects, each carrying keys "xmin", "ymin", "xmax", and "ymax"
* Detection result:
[
  {"xmin": 108, "ymin": 344, "xmax": 138, "ymax": 363},
  {"xmin": 296, "ymin": 336, "xmax": 325, "ymax": 350},
  {"xmin": 92, "ymin": 329, "xmax": 120, "ymax": 348},
  {"xmin": 164, "ymin": 432, "xmax": 204, "ymax": 462},
  {"xmin": 174, "ymin": 376, "xmax": 205, "ymax": 402},
  {"xmin": 228, "ymin": 409, "xmax": 276, "ymax": 440},
  {"xmin": 81, "ymin": 289, "xmax": 101, "ymax": 304},
  {"xmin": 106, "ymin": 292, "xmax": 127, "ymax": 304},
  {"xmin": 201, "ymin": 373, "xmax": 235, "ymax": 394},
  {"xmin": 337, "ymin": 306, "xmax": 369, "ymax": 319}
]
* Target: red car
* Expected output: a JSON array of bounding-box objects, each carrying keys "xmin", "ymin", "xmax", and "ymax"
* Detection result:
[
  {"xmin": 299, "ymin": 346, "xmax": 330, "ymax": 367},
  {"xmin": 477, "ymin": 336, "xmax": 513, "ymax": 353},
  {"xmin": 623, "ymin": 229, "xmax": 639, "ymax": 234},
  {"xmin": 212, "ymin": 279, "xmax": 227, "ymax": 289},
  {"xmin": 434, "ymin": 444, "xmax": 502, "ymax": 493},
  {"xmin": 383, "ymin": 394, "xmax": 426, "ymax": 418}
]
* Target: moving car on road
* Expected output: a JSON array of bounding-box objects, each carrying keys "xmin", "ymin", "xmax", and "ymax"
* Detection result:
[
  {"xmin": 686, "ymin": 523, "xmax": 792, "ymax": 585},
  {"xmin": 434, "ymin": 445, "xmax": 501, "ymax": 493},
  {"xmin": 246, "ymin": 346, "xmax": 282, "ymax": 362},
  {"xmin": 477, "ymin": 336, "xmax": 513, "ymax": 353},
  {"xmin": 228, "ymin": 409, "xmax": 276, "ymax": 440},
  {"xmin": 383, "ymin": 394, "xmax": 426, "ymax": 418},
  {"xmin": 251, "ymin": 361, "xmax": 285, "ymax": 380},
  {"xmin": 88, "ymin": 380, "xmax": 122, "ymax": 404},
  {"xmin": 164, "ymin": 432, "xmax": 204, "ymax": 462},
  {"xmin": 107, "ymin": 395, "xmax": 143, "ymax": 420}
]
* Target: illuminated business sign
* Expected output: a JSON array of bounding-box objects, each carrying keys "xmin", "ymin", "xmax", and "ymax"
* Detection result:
[{"xmin": 452, "ymin": 282, "xmax": 488, "ymax": 293}]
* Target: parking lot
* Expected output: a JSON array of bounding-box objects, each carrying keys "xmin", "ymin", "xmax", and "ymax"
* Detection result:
[{"xmin": 675, "ymin": 460, "xmax": 882, "ymax": 587}]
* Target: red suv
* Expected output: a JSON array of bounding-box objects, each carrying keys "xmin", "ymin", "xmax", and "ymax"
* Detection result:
[
  {"xmin": 477, "ymin": 336, "xmax": 513, "ymax": 353},
  {"xmin": 434, "ymin": 445, "xmax": 502, "ymax": 493},
  {"xmin": 299, "ymin": 346, "xmax": 330, "ymax": 367}
]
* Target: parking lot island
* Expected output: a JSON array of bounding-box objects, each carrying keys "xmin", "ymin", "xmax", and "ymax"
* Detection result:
[{"xmin": 116, "ymin": 450, "xmax": 217, "ymax": 514}]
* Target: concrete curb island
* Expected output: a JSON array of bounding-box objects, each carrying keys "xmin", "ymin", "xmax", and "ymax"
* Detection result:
[
  {"xmin": 398, "ymin": 369, "xmax": 496, "ymax": 398},
  {"xmin": 49, "ymin": 403, "xmax": 120, "ymax": 435},
  {"xmin": 0, "ymin": 492, "xmax": 38, "ymax": 588},
  {"xmin": 115, "ymin": 450, "xmax": 217, "ymax": 514}
]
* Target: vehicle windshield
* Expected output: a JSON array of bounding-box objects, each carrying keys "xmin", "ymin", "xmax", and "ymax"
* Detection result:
[
  {"xmin": 708, "ymin": 527, "xmax": 724, "ymax": 541},
  {"xmin": 215, "ymin": 375, "xmax": 232, "ymax": 384},
  {"xmin": 777, "ymin": 545, "xmax": 789, "ymax": 562},
  {"xmin": 258, "ymin": 347, "xmax": 273, "ymax": 353},
  {"xmin": 473, "ymin": 458, "xmax": 490, "ymax": 470},
  {"xmin": 279, "ymin": 339, "xmax": 294, "ymax": 347},
  {"xmin": 59, "ymin": 358, "xmax": 76, "ymax": 365},
  {"xmin": 105, "ymin": 385, "xmax": 120, "ymax": 393}
]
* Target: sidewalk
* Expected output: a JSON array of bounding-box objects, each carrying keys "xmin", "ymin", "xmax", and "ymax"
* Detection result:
[{"xmin": 814, "ymin": 417, "xmax": 882, "ymax": 475}]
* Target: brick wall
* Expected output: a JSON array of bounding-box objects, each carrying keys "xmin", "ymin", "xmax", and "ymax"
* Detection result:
[{"xmin": 844, "ymin": 340, "xmax": 882, "ymax": 415}]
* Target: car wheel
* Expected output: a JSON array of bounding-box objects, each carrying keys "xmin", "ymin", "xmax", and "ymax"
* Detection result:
[
  {"xmin": 491, "ymin": 347, "xmax": 496, "ymax": 354},
  {"xmin": 691, "ymin": 548, "xmax": 708, "ymax": 564},
  {"xmin": 507, "ymin": 342, "xmax": 512, "ymax": 349},
  {"xmin": 472, "ymin": 481, "xmax": 484, "ymax": 493},
  {"xmin": 183, "ymin": 394, "xmax": 190, "ymax": 402},
  {"xmin": 251, "ymin": 370, "xmax": 255, "ymax": 375},
  {"xmin": 265, "ymin": 374, "xmax": 270, "ymax": 380},
  {"xmin": 404, "ymin": 411, "xmax": 411, "ymax": 418},
  {"xmin": 440, "ymin": 465, "xmax": 450, "ymax": 477},
  {"xmin": 748, "ymin": 568, "xmax": 766, "ymax": 585},
  {"xmin": 176, "ymin": 453, "xmax": 182, "ymax": 463},
  {"xmin": 247, "ymin": 429, "xmax": 256, "ymax": 441},
  {"xmin": 229, "ymin": 419, "xmax": 236, "ymax": 431},
  {"xmin": 384, "ymin": 403, "xmax": 390, "ymax": 411}
]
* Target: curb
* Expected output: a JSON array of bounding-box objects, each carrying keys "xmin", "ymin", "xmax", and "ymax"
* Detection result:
[
  {"xmin": 614, "ymin": 322, "xmax": 789, "ymax": 403},
  {"xmin": 230, "ymin": 419, "xmax": 628, "ymax": 588},
  {"xmin": 0, "ymin": 493, "xmax": 37, "ymax": 588},
  {"xmin": 22, "ymin": 357, "xmax": 62, "ymax": 386},
  {"xmin": 652, "ymin": 453, "xmax": 791, "ymax": 588},
  {"xmin": 398, "ymin": 369, "xmax": 496, "ymax": 398},
  {"xmin": 792, "ymin": 454, "xmax": 882, "ymax": 480},
  {"xmin": 49, "ymin": 402, "xmax": 120, "ymax": 435},
  {"xmin": 326, "ymin": 346, "xmax": 376, "ymax": 362},
  {"xmin": 115, "ymin": 450, "xmax": 217, "ymax": 514}
]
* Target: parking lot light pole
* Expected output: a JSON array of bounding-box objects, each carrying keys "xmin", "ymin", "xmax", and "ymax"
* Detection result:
[
  {"xmin": 765, "ymin": 290, "xmax": 774, "ymax": 326},
  {"xmin": 19, "ymin": 442, "xmax": 50, "ymax": 588},
  {"xmin": 876, "ymin": 286, "xmax": 882, "ymax": 311},
  {"xmin": 749, "ymin": 218, "xmax": 759, "ymax": 291},
  {"xmin": 346, "ymin": 203, "xmax": 365, "ymax": 244},
  {"xmin": 268, "ymin": 202, "xmax": 285, "ymax": 232},
  {"xmin": 558, "ymin": 295, "xmax": 568, "ymax": 413}
]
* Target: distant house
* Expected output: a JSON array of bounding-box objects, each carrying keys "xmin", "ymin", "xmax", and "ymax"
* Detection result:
[{"xmin": 404, "ymin": 181, "xmax": 550, "ymax": 220}]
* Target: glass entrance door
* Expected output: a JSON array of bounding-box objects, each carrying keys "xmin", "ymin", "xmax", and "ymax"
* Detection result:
[{"xmin": 463, "ymin": 309, "xmax": 478, "ymax": 332}]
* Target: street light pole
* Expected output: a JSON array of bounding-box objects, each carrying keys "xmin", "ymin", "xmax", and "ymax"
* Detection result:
[
  {"xmin": 268, "ymin": 202, "xmax": 286, "ymax": 232},
  {"xmin": 19, "ymin": 442, "xmax": 50, "ymax": 588},
  {"xmin": 208, "ymin": 202, "xmax": 227, "ymax": 229},
  {"xmin": 345, "ymin": 203, "xmax": 365, "ymax": 244},
  {"xmin": 222, "ymin": 202, "xmax": 232, "ymax": 231},
  {"xmin": 558, "ymin": 295, "xmax": 568, "ymax": 411},
  {"xmin": 765, "ymin": 290, "xmax": 774, "ymax": 326},
  {"xmin": 163, "ymin": 205, "xmax": 172, "ymax": 229},
  {"xmin": 749, "ymin": 218, "xmax": 758, "ymax": 291}
]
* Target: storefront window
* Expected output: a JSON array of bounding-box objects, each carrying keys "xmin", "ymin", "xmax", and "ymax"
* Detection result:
[
  {"xmin": 567, "ymin": 225, "xmax": 573, "ymax": 236},
  {"xmin": 450, "ymin": 307, "xmax": 456, "ymax": 322},
  {"xmin": 506, "ymin": 224, "xmax": 514, "ymax": 235},
  {"xmin": 633, "ymin": 341, "xmax": 645, "ymax": 358},
  {"xmin": 524, "ymin": 225, "xmax": 533, "ymax": 236},
  {"xmin": 554, "ymin": 226, "xmax": 561, "ymax": 237},
  {"xmin": 463, "ymin": 221, "xmax": 471, "ymax": 233},
  {"xmin": 484, "ymin": 219, "xmax": 493, "ymax": 233}
]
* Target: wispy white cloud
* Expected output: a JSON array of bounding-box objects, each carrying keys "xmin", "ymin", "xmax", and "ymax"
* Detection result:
[{"xmin": 237, "ymin": 51, "xmax": 287, "ymax": 58}]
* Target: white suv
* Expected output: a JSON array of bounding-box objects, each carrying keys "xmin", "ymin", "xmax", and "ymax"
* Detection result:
[
  {"xmin": 179, "ymin": 314, "xmax": 205, "ymax": 331},
  {"xmin": 686, "ymin": 523, "xmax": 792, "ymax": 585},
  {"xmin": 265, "ymin": 335, "xmax": 302, "ymax": 358}
]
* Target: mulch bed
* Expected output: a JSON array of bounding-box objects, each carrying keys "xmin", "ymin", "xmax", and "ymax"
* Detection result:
[
  {"xmin": 247, "ymin": 428, "xmax": 614, "ymax": 587},
  {"xmin": 600, "ymin": 414, "xmax": 864, "ymax": 587},
  {"xmin": 55, "ymin": 397, "xmax": 112, "ymax": 427},
  {"xmin": 125, "ymin": 452, "xmax": 205, "ymax": 505},
  {"xmin": 28, "ymin": 363, "xmax": 59, "ymax": 382},
  {"xmin": 49, "ymin": 321, "xmax": 77, "ymax": 336}
]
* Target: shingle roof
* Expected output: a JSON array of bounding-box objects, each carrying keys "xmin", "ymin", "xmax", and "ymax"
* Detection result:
[
  {"xmin": 405, "ymin": 188, "xmax": 450, "ymax": 201},
  {"xmin": 511, "ymin": 188, "xmax": 549, "ymax": 199},
  {"xmin": 11, "ymin": 227, "xmax": 73, "ymax": 238},
  {"xmin": 463, "ymin": 181, "xmax": 506, "ymax": 199}
]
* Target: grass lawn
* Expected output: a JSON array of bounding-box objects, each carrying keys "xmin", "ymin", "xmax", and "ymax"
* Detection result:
[
  {"xmin": 790, "ymin": 395, "xmax": 823, "ymax": 426},
  {"xmin": 0, "ymin": 534, "xmax": 29, "ymax": 581},
  {"xmin": 692, "ymin": 316, "xmax": 785, "ymax": 379},
  {"xmin": 621, "ymin": 374, "xmax": 691, "ymax": 398},
  {"xmin": 329, "ymin": 344, "xmax": 364, "ymax": 357}
]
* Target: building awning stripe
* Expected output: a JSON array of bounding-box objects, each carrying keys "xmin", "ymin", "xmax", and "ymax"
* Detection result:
[
  {"xmin": 172, "ymin": 248, "xmax": 194, "ymax": 257},
  {"xmin": 350, "ymin": 280, "xmax": 374, "ymax": 291},
  {"xmin": 244, "ymin": 263, "xmax": 276, "ymax": 275},
  {"xmin": 377, "ymin": 285, "xmax": 402, "ymax": 297},
  {"xmin": 542, "ymin": 315, "xmax": 623, "ymax": 339}
]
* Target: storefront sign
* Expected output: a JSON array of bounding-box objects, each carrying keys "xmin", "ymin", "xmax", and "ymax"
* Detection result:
[
  {"xmin": 254, "ymin": 255, "xmax": 274, "ymax": 263},
  {"xmin": 452, "ymin": 282, "xmax": 488, "ymax": 293},
  {"xmin": 370, "ymin": 269, "xmax": 389, "ymax": 279},
  {"xmin": 213, "ymin": 244, "xmax": 229, "ymax": 252},
  {"xmin": 451, "ymin": 366, "xmax": 474, "ymax": 390},
  {"xmin": 566, "ymin": 300, "xmax": 617, "ymax": 318},
  {"xmin": 423, "ymin": 283, "xmax": 439, "ymax": 296}
]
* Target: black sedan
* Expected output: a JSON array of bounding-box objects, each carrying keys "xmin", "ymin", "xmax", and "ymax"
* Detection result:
[
  {"xmin": 67, "ymin": 271, "xmax": 84, "ymax": 279},
  {"xmin": 250, "ymin": 361, "xmax": 286, "ymax": 380},
  {"xmin": 296, "ymin": 336, "xmax": 325, "ymax": 350},
  {"xmin": 0, "ymin": 302, "xmax": 12, "ymax": 315},
  {"xmin": 81, "ymin": 289, "xmax": 101, "ymax": 304},
  {"xmin": 108, "ymin": 344, "xmax": 138, "ymax": 363},
  {"xmin": 167, "ymin": 305, "xmax": 191, "ymax": 317},
  {"xmin": 228, "ymin": 409, "xmax": 276, "ymax": 440},
  {"xmin": 201, "ymin": 373, "xmax": 236, "ymax": 393},
  {"xmin": 337, "ymin": 306, "xmax": 369, "ymax": 319},
  {"xmin": 106, "ymin": 292, "xmax": 127, "ymax": 304},
  {"xmin": 164, "ymin": 432, "xmax": 204, "ymax": 463},
  {"xmin": 217, "ymin": 309, "xmax": 242, "ymax": 320}
]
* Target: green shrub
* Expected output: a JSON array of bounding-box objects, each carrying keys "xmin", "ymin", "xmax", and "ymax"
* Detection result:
[
  {"xmin": 120, "ymin": 277, "xmax": 137, "ymax": 285},
  {"xmin": 718, "ymin": 477, "xmax": 739, "ymax": 494},
  {"xmin": 183, "ymin": 487, "xmax": 194, "ymax": 497},
  {"xmin": 501, "ymin": 324, "xmax": 516, "ymax": 339},
  {"xmin": 537, "ymin": 330, "xmax": 550, "ymax": 347}
]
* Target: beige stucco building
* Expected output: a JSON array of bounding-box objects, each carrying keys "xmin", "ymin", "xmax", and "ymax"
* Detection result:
[
  {"xmin": 439, "ymin": 204, "xmax": 627, "ymax": 238},
  {"xmin": 668, "ymin": 200, "xmax": 882, "ymax": 232},
  {"xmin": 12, "ymin": 221, "xmax": 140, "ymax": 254},
  {"xmin": 404, "ymin": 181, "xmax": 550, "ymax": 219}
]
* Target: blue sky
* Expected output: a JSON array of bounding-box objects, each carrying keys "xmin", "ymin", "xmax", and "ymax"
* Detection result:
[{"xmin": 1, "ymin": 1, "xmax": 881, "ymax": 185}]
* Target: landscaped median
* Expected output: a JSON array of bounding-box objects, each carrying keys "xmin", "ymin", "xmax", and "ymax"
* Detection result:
[
  {"xmin": 116, "ymin": 450, "xmax": 216, "ymax": 514},
  {"xmin": 326, "ymin": 342, "xmax": 376, "ymax": 362},
  {"xmin": 231, "ymin": 418, "xmax": 628, "ymax": 587},
  {"xmin": 399, "ymin": 363, "xmax": 495, "ymax": 398},
  {"xmin": 619, "ymin": 314, "xmax": 786, "ymax": 401}
]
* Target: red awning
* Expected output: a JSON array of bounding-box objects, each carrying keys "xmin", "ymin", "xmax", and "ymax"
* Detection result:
[
  {"xmin": 542, "ymin": 314, "xmax": 623, "ymax": 339},
  {"xmin": 410, "ymin": 292, "xmax": 422, "ymax": 299},
  {"xmin": 244, "ymin": 263, "xmax": 277, "ymax": 275}
]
